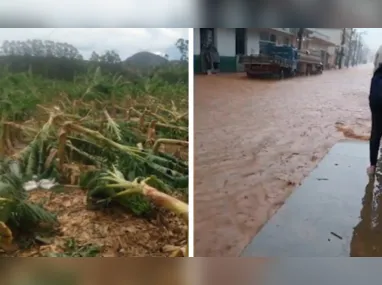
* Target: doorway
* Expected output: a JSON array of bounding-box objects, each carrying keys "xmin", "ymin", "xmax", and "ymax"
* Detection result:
[
  {"xmin": 235, "ymin": 28, "xmax": 246, "ymax": 72},
  {"xmin": 200, "ymin": 28, "xmax": 215, "ymax": 73},
  {"xmin": 200, "ymin": 28, "xmax": 215, "ymax": 48},
  {"xmin": 235, "ymin": 28, "xmax": 246, "ymax": 55}
]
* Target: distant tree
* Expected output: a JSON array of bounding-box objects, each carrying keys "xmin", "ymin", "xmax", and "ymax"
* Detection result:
[
  {"xmin": 90, "ymin": 51, "xmax": 100, "ymax": 62},
  {"xmin": 99, "ymin": 50, "xmax": 121, "ymax": 64},
  {"xmin": 0, "ymin": 39, "xmax": 83, "ymax": 59},
  {"xmin": 175, "ymin": 38, "xmax": 189, "ymax": 62}
]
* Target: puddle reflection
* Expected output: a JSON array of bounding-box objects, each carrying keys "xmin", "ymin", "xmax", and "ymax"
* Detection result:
[{"xmin": 350, "ymin": 168, "xmax": 382, "ymax": 256}]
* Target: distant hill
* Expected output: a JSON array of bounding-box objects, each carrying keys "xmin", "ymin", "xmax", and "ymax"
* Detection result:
[{"xmin": 124, "ymin": 51, "xmax": 168, "ymax": 68}]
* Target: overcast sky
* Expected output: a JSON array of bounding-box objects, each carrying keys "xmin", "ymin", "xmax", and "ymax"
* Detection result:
[
  {"xmin": 0, "ymin": 28, "xmax": 188, "ymax": 60},
  {"xmin": 358, "ymin": 28, "xmax": 382, "ymax": 52}
]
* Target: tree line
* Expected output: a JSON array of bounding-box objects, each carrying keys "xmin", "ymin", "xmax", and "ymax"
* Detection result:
[{"xmin": 0, "ymin": 38, "xmax": 188, "ymax": 82}]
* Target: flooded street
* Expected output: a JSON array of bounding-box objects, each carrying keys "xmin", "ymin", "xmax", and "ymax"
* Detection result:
[{"xmin": 194, "ymin": 64, "xmax": 374, "ymax": 257}]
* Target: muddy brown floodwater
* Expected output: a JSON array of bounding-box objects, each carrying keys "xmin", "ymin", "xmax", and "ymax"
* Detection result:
[{"xmin": 194, "ymin": 64, "xmax": 374, "ymax": 257}]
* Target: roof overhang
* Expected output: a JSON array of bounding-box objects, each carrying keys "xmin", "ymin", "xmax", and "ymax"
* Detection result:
[{"xmin": 307, "ymin": 29, "xmax": 337, "ymax": 46}]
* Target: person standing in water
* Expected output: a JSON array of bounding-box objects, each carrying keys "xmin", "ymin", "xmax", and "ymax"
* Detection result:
[{"xmin": 368, "ymin": 55, "xmax": 382, "ymax": 175}]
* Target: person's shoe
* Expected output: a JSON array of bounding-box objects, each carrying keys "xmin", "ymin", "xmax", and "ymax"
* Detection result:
[{"xmin": 367, "ymin": 165, "xmax": 376, "ymax": 176}]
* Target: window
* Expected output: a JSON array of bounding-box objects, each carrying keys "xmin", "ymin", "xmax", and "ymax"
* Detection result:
[
  {"xmin": 270, "ymin": 34, "xmax": 276, "ymax": 42},
  {"xmin": 284, "ymin": 37, "xmax": 290, "ymax": 45}
]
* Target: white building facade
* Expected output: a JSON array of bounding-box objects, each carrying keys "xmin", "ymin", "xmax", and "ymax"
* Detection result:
[
  {"xmin": 309, "ymin": 28, "xmax": 356, "ymax": 67},
  {"xmin": 194, "ymin": 28, "xmax": 295, "ymax": 73},
  {"xmin": 305, "ymin": 28, "xmax": 340, "ymax": 68},
  {"xmin": 194, "ymin": 28, "xmax": 342, "ymax": 73}
]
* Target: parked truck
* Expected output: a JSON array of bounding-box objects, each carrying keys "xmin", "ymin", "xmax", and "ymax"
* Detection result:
[{"xmin": 239, "ymin": 43, "xmax": 323, "ymax": 79}]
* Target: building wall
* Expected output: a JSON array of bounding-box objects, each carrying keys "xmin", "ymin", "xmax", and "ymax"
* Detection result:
[
  {"xmin": 306, "ymin": 40, "xmax": 329, "ymax": 51},
  {"xmin": 195, "ymin": 28, "xmax": 304, "ymax": 73},
  {"xmin": 305, "ymin": 29, "xmax": 342, "ymax": 68},
  {"xmin": 194, "ymin": 28, "xmax": 262, "ymax": 73},
  {"xmin": 215, "ymin": 28, "xmax": 235, "ymax": 56},
  {"xmin": 215, "ymin": 28, "xmax": 236, "ymax": 72},
  {"xmin": 305, "ymin": 29, "xmax": 340, "ymax": 50},
  {"xmin": 313, "ymin": 28, "xmax": 342, "ymax": 46},
  {"xmin": 259, "ymin": 28, "xmax": 295, "ymax": 47},
  {"xmin": 246, "ymin": 29, "xmax": 260, "ymax": 55}
]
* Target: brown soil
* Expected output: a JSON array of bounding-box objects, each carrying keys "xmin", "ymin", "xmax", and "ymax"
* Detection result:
[
  {"xmin": 1, "ymin": 187, "xmax": 187, "ymax": 257},
  {"xmin": 194, "ymin": 65, "xmax": 373, "ymax": 256}
]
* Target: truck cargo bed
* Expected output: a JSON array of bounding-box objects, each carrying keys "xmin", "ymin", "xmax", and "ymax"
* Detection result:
[{"xmin": 239, "ymin": 54, "xmax": 294, "ymax": 68}]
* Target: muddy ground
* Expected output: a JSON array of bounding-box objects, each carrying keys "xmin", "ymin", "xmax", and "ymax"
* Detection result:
[
  {"xmin": 194, "ymin": 64, "xmax": 373, "ymax": 256},
  {"xmin": 1, "ymin": 187, "xmax": 187, "ymax": 257}
]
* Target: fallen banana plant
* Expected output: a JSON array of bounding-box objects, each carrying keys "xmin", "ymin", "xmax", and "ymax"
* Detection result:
[
  {"xmin": 58, "ymin": 121, "xmax": 189, "ymax": 189},
  {"xmin": 80, "ymin": 166, "xmax": 188, "ymax": 255},
  {"xmin": 0, "ymin": 160, "xmax": 58, "ymax": 251}
]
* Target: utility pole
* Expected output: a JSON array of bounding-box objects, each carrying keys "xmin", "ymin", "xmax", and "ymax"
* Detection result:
[
  {"xmin": 354, "ymin": 31, "xmax": 366, "ymax": 65},
  {"xmin": 357, "ymin": 41, "xmax": 363, "ymax": 65},
  {"xmin": 297, "ymin": 28, "xmax": 304, "ymax": 50},
  {"xmin": 346, "ymin": 28, "xmax": 355, "ymax": 68},
  {"xmin": 339, "ymin": 28, "xmax": 346, "ymax": 69},
  {"xmin": 352, "ymin": 32, "xmax": 359, "ymax": 66}
]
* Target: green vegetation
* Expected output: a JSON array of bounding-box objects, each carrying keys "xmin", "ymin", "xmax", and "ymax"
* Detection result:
[{"xmin": 0, "ymin": 38, "xmax": 188, "ymax": 257}]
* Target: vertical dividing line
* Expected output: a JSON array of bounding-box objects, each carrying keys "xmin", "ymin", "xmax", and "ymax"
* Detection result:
[{"xmin": 187, "ymin": 27, "xmax": 194, "ymax": 257}]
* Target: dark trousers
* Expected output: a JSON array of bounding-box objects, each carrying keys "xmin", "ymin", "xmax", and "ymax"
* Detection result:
[{"xmin": 370, "ymin": 98, "xmax": 382, "ymax": 166}]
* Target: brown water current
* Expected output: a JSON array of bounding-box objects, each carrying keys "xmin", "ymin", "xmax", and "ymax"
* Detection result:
[{"xmin": 194, "ymin": 64, "xmax": 374, "ymax": 257}]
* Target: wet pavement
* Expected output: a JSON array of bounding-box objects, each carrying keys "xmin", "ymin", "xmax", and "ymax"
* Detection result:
[
  {"xmin": 194, "ymin": 64, "xmax": 374, "ymax": 257},
  {"xmin": 242, "ymin": 141, "xmax": 371, "ymax": 257}
]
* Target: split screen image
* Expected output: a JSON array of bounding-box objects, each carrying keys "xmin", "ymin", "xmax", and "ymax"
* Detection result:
[{"xmin": 0, "ymin": 28, "xmax": 381, "ymax": 274}]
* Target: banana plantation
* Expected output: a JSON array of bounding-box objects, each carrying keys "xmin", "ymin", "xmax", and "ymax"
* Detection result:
[{"xmin": 0, "ymin": 66, "xmax": 188, "ymax": 257}]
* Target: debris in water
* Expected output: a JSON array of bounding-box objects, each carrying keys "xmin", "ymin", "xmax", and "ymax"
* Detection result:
[
  {"xmin": 330, "ymin": 231, "xmax": 343, "ymax": 240},
  {"xmin": 335, "ymin": 123, "xmax": 369, "ymax": 141}
]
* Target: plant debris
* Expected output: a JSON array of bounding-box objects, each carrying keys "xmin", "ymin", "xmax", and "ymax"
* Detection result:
[{"xmin": 0, "ymin": 67, "xmax": 188, "ymax": 257}]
